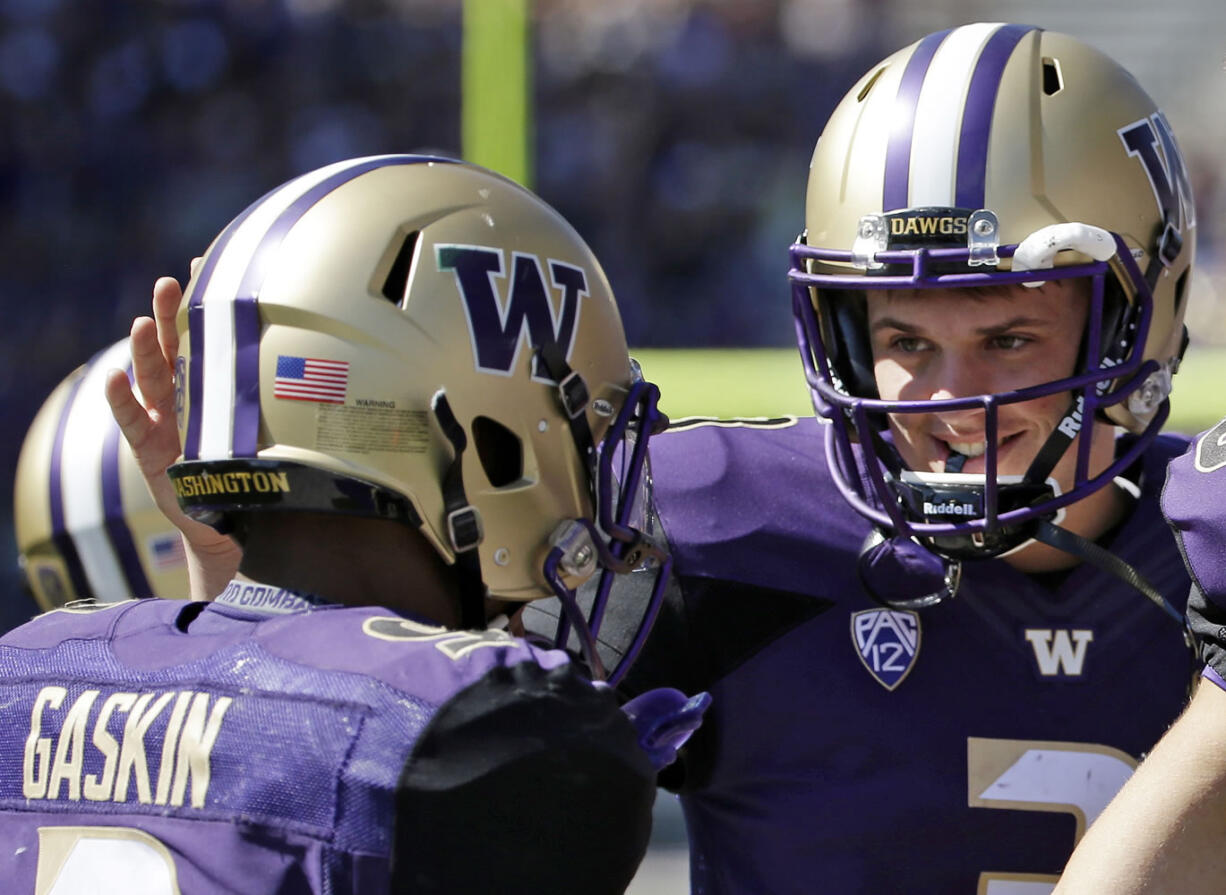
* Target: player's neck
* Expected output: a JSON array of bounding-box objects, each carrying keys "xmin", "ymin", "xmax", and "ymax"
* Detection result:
[
  {"xmin": 1003, "ymin": 478, "xmax": 1134, "ymax": 575},
  {"xmin": 236, "ymin": 512, "xmax": 463, "ymax": 627}
]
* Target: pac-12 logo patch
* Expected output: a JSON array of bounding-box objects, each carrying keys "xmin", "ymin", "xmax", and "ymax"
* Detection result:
[{"xmin": 851, "ymin": 609, "xmax": 921, "ymax": 690}]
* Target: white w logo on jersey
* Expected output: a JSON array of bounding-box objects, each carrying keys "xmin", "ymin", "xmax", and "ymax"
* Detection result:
[{"xmin": 1024, "ymin": 629, "xmax": 1095, "ymax": 677}]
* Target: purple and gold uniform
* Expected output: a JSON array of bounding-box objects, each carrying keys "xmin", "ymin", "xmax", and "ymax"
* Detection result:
[
  {"xmin": 622, "ymin": 418, "xmax": 1193, "ymax": 894},
  {"xmin": 0, "ymin": 581, "xmax": 655, "ymax": 894},
  {"xmin": 1163, "ymin": 418, "xmax": 1226, "ymax": 691}
]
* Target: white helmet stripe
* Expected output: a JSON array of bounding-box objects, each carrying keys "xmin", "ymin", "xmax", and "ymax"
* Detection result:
[
  {"xmin": 908, "ymin": 23, "xmax": 1004, "ymax": 208},
  {"xmin": 58, "ymin": 340, "xmax": 142, "ymax": 601}
]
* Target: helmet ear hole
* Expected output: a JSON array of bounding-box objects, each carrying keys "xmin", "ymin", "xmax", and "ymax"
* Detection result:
[
  {"xmin": 380, "ymin": 230, "xmax": 420, "ymax": 306},
  {"xmin": 472, "ymin": 416, "xmax": 524, "ymax": 487},
  {"xmin": 1041, "ymin": 57, "xmax": 1063, "ymax": 96}
]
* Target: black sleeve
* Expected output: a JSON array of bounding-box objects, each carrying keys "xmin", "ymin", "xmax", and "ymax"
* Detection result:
[
  {"xmin": 520, "ymin": 554, "xmax": 833, "ymax": 796},
  {"xmin": 390, "ymin": 660, "xmax": 656, "ymax": 895},
  {"xmin": 521, "ymin": 568, "xmax": 833, "ymax": 704},
  {"xmin": 617, "ymin": 573, "xmax": 833, "ymax": 794},
  {"xmin": 1187, "ymin": 580, "xmax": 1226, "ymax": 680}
]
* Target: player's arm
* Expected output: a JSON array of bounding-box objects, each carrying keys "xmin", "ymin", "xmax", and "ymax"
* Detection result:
[
  {"xmin": 1055, "ymin": 678, "xmax": 1226, "ymax": 894},
  {"xmin": 1057, "ymin": 577, "xmax": 1226, "ymax": 894},
  {"xmin": 105, "ymin": 274, "xmax": 241, "ymax": 600},
  {"xmin": 391, "ymin": 659, "xmax": 657, "ymax": 895}
]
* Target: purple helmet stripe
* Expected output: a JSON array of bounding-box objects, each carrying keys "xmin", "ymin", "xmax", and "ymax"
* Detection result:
[
  {"xmin": 883, "ymin": 30, "xmax": 950, "ymax": 212},
  {"xmin": 231, "ymin": 300, "xmax": 261, "ymax": 457},
  {"xmin": 100, "ymin": 365, "xmax": 155, "ymax": 597},
  {"xmin": 955, "ymin": 24, "xmax": 1036, "ymax": 210},
  {"xmin": 182, "ymin": 189, "xmax": 272, "ymax": 461},
  {"xmin": 47, "ymin": 370, "xmax": 92, "ymax": 598},
  {"xmin": 183, "ymin": 302, "xmax": 205, "ymax": 460}
]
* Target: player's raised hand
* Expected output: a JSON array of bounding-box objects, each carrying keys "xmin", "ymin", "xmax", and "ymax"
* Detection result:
[
  {"xmin": 105, "ymin": 273, "xmax": 242, "ymax": 600},
  {"xmin": 105, "ymin": 277, "xmax": 190, "ymax": 524}
]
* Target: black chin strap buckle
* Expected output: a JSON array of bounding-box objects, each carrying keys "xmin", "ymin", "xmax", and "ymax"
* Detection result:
[
  {"xmin": 1157, "ymin": 221, "xmax": 1183, "ymax": 269},
  {"xmin": 446, "ymin": 506, "xmax": 483, "ymax": 554},
  {"xmin": 557, "ymin": 369, "xmax": 590, "ymax": 420},
  {"xmin": 432, "ymin": 389, "xmax": 487, "ymax": 630}
]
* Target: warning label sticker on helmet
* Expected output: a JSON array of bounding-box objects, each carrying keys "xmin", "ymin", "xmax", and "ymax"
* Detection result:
[{"xmin": 316, "ymin": 404, "xmax": 430, "ymax": 454}]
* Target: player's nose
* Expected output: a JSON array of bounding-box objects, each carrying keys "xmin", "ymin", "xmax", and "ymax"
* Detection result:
[{"xmin": 922, "ymin": 350, "xmax": 992, "ymax": 404}]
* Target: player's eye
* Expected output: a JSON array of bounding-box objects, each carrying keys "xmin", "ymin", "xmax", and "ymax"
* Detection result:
[
  {"xmin": 891, "ymin": 336, "xmax": 928, "ymax": 354},
  {"xmin": 989, "ymin": 335, "xmax": 1030, "ymax": 351}
]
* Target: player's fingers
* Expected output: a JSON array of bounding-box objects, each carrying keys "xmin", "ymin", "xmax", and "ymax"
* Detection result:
[
  {"xmin": 104, "ymin": 367, "xmax": 153, "ymax": 450},
  {"xmin": 189, "ymin": 256, "xmax": 203, "ymax": 276},
  {"xmin": 152, "ymin": 276, "xmax": 182, "ymax": 369},
  {"xmin": 130, "ymin": 315, "xmax": 175, "ymax": 412}
]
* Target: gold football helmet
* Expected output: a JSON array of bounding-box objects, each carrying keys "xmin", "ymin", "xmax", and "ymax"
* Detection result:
[
  {"xmin": 789, "ymin": 24, "xmax": 1195, "ymax": 568},
  {"xmin": 15, "ymin": 339, "xmax": 190, "ymax": 610},
  {"xmin": 168, "ymin": 155, "xmax": 668, "ymax": 682}
]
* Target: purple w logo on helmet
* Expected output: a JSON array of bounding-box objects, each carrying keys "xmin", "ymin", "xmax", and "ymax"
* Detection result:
[
  {"xmin": 437, "ymin": 244, "xmax": 588, "ymax": 383},
  {"xmin": 1119, "ymin": 113, "xmax": 1197, "ymax": 261}
]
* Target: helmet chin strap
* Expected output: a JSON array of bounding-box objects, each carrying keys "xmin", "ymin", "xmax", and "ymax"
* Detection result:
[
  {"xmin": 863, "ymin": 393, "xmax": 1185, "ymax": 627},
  {"xmin": 1022, "ymin": 393, "xmax": 1081, "ymax": 487},
  {"xmin": 534, "ymin": 341, "xmax": 597, "ymax": 511},
  {"xmin": 1013, "ymin": 392, "xmax": 1180, "ymax": 619},
  {"xmin": 1030, "ymin": 519, "xmax": 1183, "ymax": 625},
  {"xmin": 1009, "ymin": 382, "xmax": 1179, "ymax": 617},
  {"xmin": 431, "ymin": 389, "xmax": 488, "ymax": 631},
  {"xmin": 1030, "ymin": 517, "xmax": 1198, "ymax": 695}
]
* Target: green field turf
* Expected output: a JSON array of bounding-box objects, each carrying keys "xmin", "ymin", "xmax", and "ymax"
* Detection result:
[{"xmin": 632, "ymin": 345, "xmax": 1226, "ymax": 436}]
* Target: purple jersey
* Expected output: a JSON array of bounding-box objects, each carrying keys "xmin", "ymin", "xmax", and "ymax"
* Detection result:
[
  {"xmin": 1162, "ymin": 417, "xmax": 1226, "ymax": 690},
  {"xmin": 0, "ymin": 583, "xmax": 655, "ymax": 894},
  {"xmin": 623, "ymin": 417, "xmax": 1193, "ymax": 894}
]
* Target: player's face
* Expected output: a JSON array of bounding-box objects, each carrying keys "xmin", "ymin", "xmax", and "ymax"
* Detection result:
[{"xmin": 866, "ymin": 279, "xmax": 1103, "ymax": 484}]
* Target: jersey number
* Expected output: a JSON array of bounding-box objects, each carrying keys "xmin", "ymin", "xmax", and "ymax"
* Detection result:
[
  {"xmin": 968, "ymin": 737, "xmax": 1137, "ymax": 894},
  {"xmin": 34, "ymin": 826, "xmax": 181, "ymax": 894}
]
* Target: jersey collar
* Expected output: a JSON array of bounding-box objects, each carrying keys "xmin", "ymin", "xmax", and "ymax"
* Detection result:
[{"xmin": 212, "ymin": 577, "xmax": 336, "ymax": 616}]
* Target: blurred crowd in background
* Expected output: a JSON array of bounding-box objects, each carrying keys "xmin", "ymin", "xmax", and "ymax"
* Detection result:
[{"xmin": 0, "ymin": 0, "xmax": 1223, "ymax": 627}]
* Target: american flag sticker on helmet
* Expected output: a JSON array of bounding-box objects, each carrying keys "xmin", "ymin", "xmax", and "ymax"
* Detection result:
[
  {"xmin": 851, "ymin": 608, "xmax": 921, "ymax": 691},
  {"xmin": 148, "ymin": 532, "xmax": 187, "ymax": 570},
  {"xmin": 273, "ymin": 355, "xmax": 349, "ymax": 404}
]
